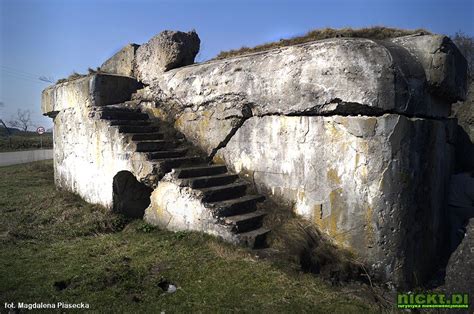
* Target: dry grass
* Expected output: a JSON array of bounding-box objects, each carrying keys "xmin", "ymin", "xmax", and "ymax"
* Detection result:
[
  {"xmin": 215, "ymin": 26, "xmax": 431, "ymax": 59},
  {"xmin": 268, "ymin": 216, "xmax": 363, "ymax": 283},
  {"xmin": 55, "ymin": 67, "xmax": 103, "ymax": 84},
  {"xmin": 258, "ymin": 197, "xmax": 364, "ymax": 283}
]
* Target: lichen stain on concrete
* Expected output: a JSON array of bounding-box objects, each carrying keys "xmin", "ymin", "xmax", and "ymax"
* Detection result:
[
  {"xmin": 149, "ymin": 107, "xmax": 167, "ymax": 120},
  {"xmin": 365, "ymin": 205, "xmax": 375, "ymax": 248},
  {"xmin": 297, "ymin": 190, "xmax": 305, "ymax": 202},
  {"xmin": 325, "ymin": 121, "xmax": 344, "ymax": 141},
  {"xmin": 197, "ymin": 111, "xmax": 212, "ymax": 135},
  {"xmin": 318, "ymin": 188, "xmax": 347, "ymax": 245},
  {"xmin": 327, "ymin": 168, "xmax": 342, "ymax": 185},
  {"xmin": 212, "ymin": 154, "xmax": 226, "ymax": 165}
]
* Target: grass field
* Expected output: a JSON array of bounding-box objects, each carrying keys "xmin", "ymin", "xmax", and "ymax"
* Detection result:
[
  {"xmin": 0, "ymin": 133, "xmax": 53, "ymax": 152},
  {"xmin": 0, "ymin": 161, "xmax": 383, "ymax": 312}
]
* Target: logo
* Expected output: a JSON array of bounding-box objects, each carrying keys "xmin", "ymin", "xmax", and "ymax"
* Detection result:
[{"xmin": 397, "ymin": 293, "xmax": 469, "ymax": 309}]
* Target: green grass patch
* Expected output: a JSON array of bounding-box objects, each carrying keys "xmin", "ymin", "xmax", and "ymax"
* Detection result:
[
  {"xmin": 0, "ymin": 161, "xmax": 380, "ymax": 312},
  {"xmin": 215, "ymin": 26, "xmax": 430, "ymax": 59}
]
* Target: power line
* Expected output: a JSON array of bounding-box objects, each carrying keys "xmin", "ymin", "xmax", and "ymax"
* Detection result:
[
  {"xmin": 1, "ymin": 71, "xmax": 49, "ymax": 84},
  {"xmin": 1, "ymin": 66, "xmax": 50, "ymax": 80},
  {"xmin": 1, "ymin": 66, "xmax": 54, "ymax": 84}
]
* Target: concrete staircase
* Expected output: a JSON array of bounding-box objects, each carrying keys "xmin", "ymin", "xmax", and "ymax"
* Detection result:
[{"xmin": 92, "ymin": 104, "xmax": 270, "ymax": 248}]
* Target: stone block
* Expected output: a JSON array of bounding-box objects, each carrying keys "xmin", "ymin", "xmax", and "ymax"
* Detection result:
[
  {"xmin": 391, "ymin": 34, "xmax": 468, "ymax": 102},
  {"xmin": 100, "ymin": 44, "xmax": 139, "ymax": 77},
  {"xmin": 135, "ymin": 30, "xmax": 200, "ymax": 84}
]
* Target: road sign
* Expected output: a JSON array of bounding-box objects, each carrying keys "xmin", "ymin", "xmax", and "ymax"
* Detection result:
[{"xmin": 37, "ymin": 126, "xmax": 45, "ymax": 135}]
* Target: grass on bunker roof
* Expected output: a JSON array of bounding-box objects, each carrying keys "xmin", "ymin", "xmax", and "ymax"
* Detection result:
[
  {"xmin": 0, "ymin": 161, "xmax": 379, "ymax": 312},
  {"xmin": 214, "ymin": 26, "xmax": 430, "ymax": 60}
]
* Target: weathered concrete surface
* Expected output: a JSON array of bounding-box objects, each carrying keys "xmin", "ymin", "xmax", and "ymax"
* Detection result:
[
  {"xmin": 144, "ymin": 174, "xmax": 239, "ymax": 243},
  {"xmin": 0, "ymin": 149, "xmax": 53, "ymax": 167},
  {"xmin": 135, "ymin": 30, "xmax": 200, "ymax": 84},
  {"xmin": 213, "ymin": 114, "xmax": 455, "ymax": 286},
  {"xmin": 100, "ymin": 44, "xmax": 140, "ymax": 77},
  {"xmin": 452, "ymin": 81, "xmax": 474, "ymax": 142},
  {"xmin": 451, "ymin": 81, "xmax": 474, "ymax": 172},
  {"xmin": 42, "ymin": 75, "xmax": 154, "ymax": 208},
  {"xmin": 142, "ymin": 36, "xmax": 466, "ymax": 155},
  {"xmin": 41, "ymin": 74, "xmax": 141, "ymax": 115},
  {"xmin": 444, "ymin": 219, "xmax": 474, "ymax": 297},
  {"xmin": 52, "ymin": 105, "xmax": 155, "ymax": 207},
  {"xmin": 391, "ymin": 34, "xmax": 468, "ymax": 102}
]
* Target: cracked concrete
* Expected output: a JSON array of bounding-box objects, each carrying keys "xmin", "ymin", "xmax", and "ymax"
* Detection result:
[{"xmin": 42, "ymin": 32, "xmax": 468, "ymax": 288}]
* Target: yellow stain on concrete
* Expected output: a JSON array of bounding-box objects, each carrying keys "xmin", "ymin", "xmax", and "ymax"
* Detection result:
[
  {"xmin": 174, "ymin": 114, "xmax": 188, "ymax": 129},
  {"xmin": 297, "ymin": 190, "xmax": 306, "ymax": 202},
  {"xmin": 149, "ymin": 108, "xmax": 167, "ymax": 120},
  {"xmin": 327, "ymin": 168, "xmax": 341, "ymax": 185},
  {"xmin": 315, "ymin": 188, "xmax": 348, "ymax": 245},
  {"xmin": 365, "ymin": 205, "xmax": 375, "ymax": 247},
  {"xmin": 212, "ymin": 154, "xmax": 225, "ymax": 165},
  {"xmin": 325, "ymin": 121, "xmax": 344, "ymax": 141},
  {"xmin": 313, "ymin": 204, "xmax": 323, "ymax": 227}
]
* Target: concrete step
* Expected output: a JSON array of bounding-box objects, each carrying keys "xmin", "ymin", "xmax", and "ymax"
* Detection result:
[
  {"xmin": 99, "ymin": 111, "xmax": 149, "ymax": 121},
  {"xmin": 98, "ymin": 104, "xmax": 138, "ymax": 112},
  {"xmin": 223, "ymin": 210, "xmax": 266, "ymax": 233},
  {"xmin": 205, "ymin": 194, "xmax": 265, "ymax": 216},
  {"xmin": 134, "ymin": 140, "xmax": 178, "ymax": 152},
  {"xmin": 238, "ymin": 227, "xmax": 270, "ymax": 249},
  {"xmin": 177, "ymin": 173, "xmax": 239, "ymax": 189},
  {"xmin": 147, "ymin": 148, "xmax": 188, "ymax": 159},
  {"xmin": 118, "ymin": 125, "xmax": 160, "ymax": 134},
  {"xmin": 199, "ymin": 182, "xmax": 248, "ymax": 203},
  {"xmin": 151, "ymin": 156, "xmax": 205, "ymax": 172},
  {"xmin": 109, "ymin": 120, "xmax": 151, "ymax": 126},
  {"xmin": 129, "ymin": 133, "xmax": 165, "ymax": 141},
  {"xmin": 172, "ymin": 164, "xmax": 228, "ymax": 179}
]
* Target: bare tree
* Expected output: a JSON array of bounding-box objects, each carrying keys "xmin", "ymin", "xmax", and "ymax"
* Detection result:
[{"xmin": 9, "ymin": 109, "xmax": 32, "ymax": 132}]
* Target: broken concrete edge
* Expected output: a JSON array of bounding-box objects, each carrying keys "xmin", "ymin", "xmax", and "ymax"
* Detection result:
[
  {"xmin": 99, "ymin": 30, "xmax": 201, "ymax": 83},
  {"xmin": 144, "ymin": 35, "xmax": 467, "ymax": 133},
  {"xmin": 134, "ymin": 30, "xmax": 201, "ymax": 84},
  {"xmin": 144, "ymin": 175, "xmax": 241, "ymax": 244},
  {"xmin": 391, "ymin": 34, "xmax": 468, "ymax": 102},
  {"xmin": 41, "ymin": 73, "xmax": 142, "ymax": 115}
]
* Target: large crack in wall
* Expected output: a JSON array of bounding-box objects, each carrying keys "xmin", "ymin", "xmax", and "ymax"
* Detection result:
[{"xmin": 204, "ymin": 98, "xmax": 455, "ymax": 163}]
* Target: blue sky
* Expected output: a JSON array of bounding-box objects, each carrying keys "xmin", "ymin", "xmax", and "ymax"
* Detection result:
[{"xmin": 1, "ymin": 0, "xmax": 473, "ymax": 129}]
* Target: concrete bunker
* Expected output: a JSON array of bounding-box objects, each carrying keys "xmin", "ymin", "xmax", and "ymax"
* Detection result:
[
  {"xmin": 112, "ymin": 170, "xmax": 153, "ymax": 218},
  {"xmin": 41, "ymin": 30, "xmax": 470, "ymax": 288}
]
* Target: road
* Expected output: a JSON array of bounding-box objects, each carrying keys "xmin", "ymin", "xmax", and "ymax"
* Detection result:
[{"xmin": 0, "ymin": 149, "xmax": 53, "ymax": 167}]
